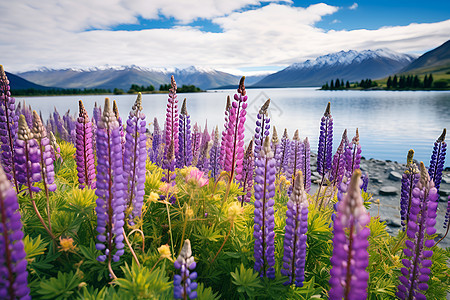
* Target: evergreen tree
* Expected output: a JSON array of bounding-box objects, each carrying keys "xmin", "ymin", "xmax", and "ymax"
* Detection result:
[
  {"xmin": 399, "ymin": 76, "xmax": 405, "ymax": 89},
  {"xmin": 335, "ymin": 79, "xmax": 340, "ymax": 89},
  {"xmin": 387, "ymin": 76, "xmax": 392, "ymax": 89},
  {"xmin": 413, "ymin": 75, "xmax": 420, "ymax": 88},
  {"xmin": 330, "ymin": 80, "xmax": 334, "ymax": 90},
  {"xmin": 429, "ymin": 73, "xmax": 433, "ymax": 87},
  {"xmin": 346, "ymin": 81, "xmax": 350, "ymax": 89},
  {"xmin": 393, "ymin": 75, "xmax": 398, "ymax": 88}
]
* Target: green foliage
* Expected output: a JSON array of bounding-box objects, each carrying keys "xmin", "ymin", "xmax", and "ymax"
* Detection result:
[
  {"xmin": 37, "ymin": 271, "xmax": 82, "ymax": 299},
  {"xmin": 24, "ymin": 235, "xmax": 48, "ymax": 261},
  {"xmin": 230, "ymin": 264, "xmax": 263, "ymax": 298}
]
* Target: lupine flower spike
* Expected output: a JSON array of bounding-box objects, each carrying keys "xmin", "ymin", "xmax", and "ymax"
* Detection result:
[
  {"xmin": 281, "ymin": 171, "xmax": 308, "ymax": 287},
  {"xmin": 219, "ymin": 96, "xmax": 232, "ymax": 171},
  {"xmin": 271, "ymin": 126, "xmax": 279, "ymax": 159},
  {"xmin": 287, "ymin": 130, "xmax": 303, "ymax": 195},
  {"xmin": 174, "ymin": 239, "xmax": 198, "ymax": 299},
  {"xmin": 177, "ymin": 99, "xmax": 193, "ymax": 168},
  {"xmin": 400, "ymin": 150, "xmax": 420, "ymax": 229},
  {"xmin": 331, "ymin": 129, "xmax": 348, "ymax": 187},
  {"xmin": 95, "ymin": 99, "xmax": 126, "ymax": 269},
  {"xmin": 209, "ymin": 126, "xmax": 221, "ymax": 179},
  {"xmin": 317, "ymin": 102, "xmax": 333, "ymax": 208},
  {"xmin": 0, "ymin": 66, "xmax": 19, "ymax": 191},
  {"xmin": 123, "ymin": 93, "xmax": 147, "ymax": 223},
  {"xmin": 150, "ymin": 117, "xmax": 163, "ymax": 166},
  {"xmin": 428, "ymin": 128, "xmax": 446, "ymax": 192},
  {"xmin": 239, "ymin": 140, "xmax": 254, "ymax": 205},
  {"xmin": 329, "ymin": 170, "xmax": 370, "ymax": 300},
  {"xmin": 253, "ymin": 136, "xmax": 276, "ymax": 279},
  {"xmin": 302, "ymin": 137, "xmax": 311, "ymax": 193},
  {"xmin": 0, "ymin": 164, "xmax": 30, "ymax": 299},
  {"xmin": 113, "ymin": 100, "xmax": 125, "ymax": 155},
  {"xmin": 197, "ymin": 123, "xmax": 211, "ymax": 172},
  {"xmin": 76, "ymin": 100, "xmax": 96, "ymax": 189},
  {"xmin": 397, "ymin": 162, "xmax": 438, "ymax": 299},
  {"xmin": 191, "ymin": 123, "xmax": 202, "ymax": 167},
  {"xmin": 165, "ymin": 76, "xmax": 179, "ymax": 162},
  {"xmin": 345, "ymin": 128, "xmax": 362, "ymax": 180},
  {"xmin": 49, "ymin": 131, "xmax": 61, "ymax": 162},
  {"xmin": 276, "ymin": 129, "xmax": 290, "ymax": 177},
  {"xmin": 254, "ymin": 99, "xmax": 270, "ymax": 157}
]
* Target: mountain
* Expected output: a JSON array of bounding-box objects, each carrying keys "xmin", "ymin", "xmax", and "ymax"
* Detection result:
[
  {"xmin": 18, "ymin": 66, "xmax": 265, "ymax": 90},
  {"xmin": 6, "ymin": 72, "xmax": 55, "ymax": 91},
  {"xmin": 253, "ymin": 49, "xmax": 417, "ymax": 87},
  {"xmin": 400, "ymin": 40, "xmax": 450, "ymax": 74}
]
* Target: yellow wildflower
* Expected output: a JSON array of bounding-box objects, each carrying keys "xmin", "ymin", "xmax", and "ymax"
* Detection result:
[
  {"xmin": 157, "ymin": 244, "xmax": 171, "ymax": 259},
  {"xmin": 228, "ymin": 202, "xmax": 242, "ymax": 222},
  {"xmin": 59, "ymin": 237, "xmax": 77, "ymax": 252}
]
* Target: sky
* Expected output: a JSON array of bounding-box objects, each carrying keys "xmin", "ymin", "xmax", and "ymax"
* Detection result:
[{"xmin": 1, "ymin": 0, "xmax": 449, "ymax": 75}]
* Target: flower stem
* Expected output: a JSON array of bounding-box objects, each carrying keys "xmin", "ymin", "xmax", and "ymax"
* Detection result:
[
  {"xmin": 211, "ymin": 221, "xmax": 233, "ymax": 264},
  {"xmin": 165, "ymin": 199, "xmax": 175, "ymax": 261},
  {"xmin": 150, "ymin": 257, "xmax": 163, "ymax": 273},
  {"xmin": 122, "ymin": 228, "xmax": 140, "ymax": 267}
]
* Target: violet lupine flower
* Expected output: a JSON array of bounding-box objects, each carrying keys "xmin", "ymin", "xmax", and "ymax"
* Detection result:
[
  {"xmin": 317, "ymin": 102, "xmax": 333, "ymax": 177},
  {"xmin": 360, "ymin": 172, "xmax": 369, "ymax": 193},
  {"xmin": 276, "ymin": 129, "xmax": 290, "ymax": 177},
  {"xmin": 22, "ymin": 104, "xmax": 33, "ymax": 130},
  {"xmin": 197, "ymin": 123, "xmax": 211, "ymax": 172},
  {"xmin": 224, "ymin": 77, "xmax": 248, "ymax": 183},
  {"xmin": 253, "ymin": 136, "xmax": 276, "ymax": 279},
  {"xmin": 76, "ymin": 100, "xmax": 96, "ymax": 189},
  {"xmin": 0, "ymin": 164, "xmax": 30, "ymax": 300},
  {"xmin": 191, "ymin": 123, "xmax": 202, "ymax": 167},
  {"xmin": 254, "ymin": 99, "xmax": 271, "ymax": 157},
  {"xmin": 400, "ymin": 150, "xmax": 420, "ymax": 229},
  {"xmin": 397, "ymin": 162, "xmax": 439, "ymax": 300},
  {"xmin": 164, "ymin": 76, "xmax": 179, "ymax": 163},
  {"xmin": 271, "ymin": 126, "xmax": 279, "ymax": 158},
  {"xmin": 162, "ymin": 141, "xmax": 176, "ymax": 185},
  {"xmin": 344, "ymin": 128, "xmax": 362, "ymax": 179},
  {"xmin": 281, "ymin": 171, "xmax": 308, "ymax": 287},
  {"xmin": 0, "ymin": 66, "xmax": 19, "ymax": 190},
  {"xmin": 49, "ymin": 132, "xmax": 61, "ymax": 162},
  {"xmin": 15, "ymin": 115, "xmax": 41, "ymax": 196},
  {"xmin": 287, "ymin": 130, "xmax": 303, "ymax": 195},
  {"xmin": 150, "ymin": 117, "xmax": 163, "ymax": 166},
  {"xmin": 329, "ymin": 170, "xmax": 370, "ymax": 300},
  {"xmin": 123, "ymin": 93, "xmax": 147, "ymax": 223},
  {"xmin": 177, "ymin": 99, "xmax": 192, "ymax": 168},
  {"xmin": 219, "ymin": 96, "xmax": 232, "ymax": 172},
  {"xmin": 92, "ymin": 102, "xmax": 101, "ymax": 125},
  {"xmin": 428, "ymin": 128, "xmax": 446, "ymax": 192},
  {"xmin": 331, "ymin": 129, "xmax": 348, "ymax": 187},
  {"xmin": 95, "ymin": 98, "xmax": 126, "ymax": 263},
  {"xmin": 239, "ymin": 141, "xmax": 254, "ymax": 205},
  {"xmin": 209, "ymin": 126, "xmax": 221, "ymax": 179},
  {"xmin": 302, "ymin": 137, "xmax": 311, "ymax": 193},
  {"xmin": 53, "ymin": 108, "xmax": 65, "ymax": 139},
  {"xmin": 113, "ymin": 100, "xmax": 125, "ymax": 155},
  {"xmin": 174, "ymin": 239, "xmax": 198, "ymax": 299},
  {"xmin": 63, "ymin": 110, "xmax": 76, "ymax": 143},
  {"xmin": 32, "ymin": 111, "xmax": 57, "ymax": 193},
  {"xmin": 444, "ymin": 195, "xmax": 450, "ymax": 229}
]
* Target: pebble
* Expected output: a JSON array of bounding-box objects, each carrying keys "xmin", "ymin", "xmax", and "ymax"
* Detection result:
[
  {"xmin": 379, "ymin": 186, "xmax": 398, "ymax": 195},
  {"xmin": 371, "ymin": 177, "xmax": 383, "ymax": 184},
  {"xmin": 384, "ymin": 219, "xmax": 402, "ymax": 228},
  {"xmin": 388, "ymin": 171, "xmax": 402, "ymax": 181},
  {"xmin": 442, "ymin": 177, "xmax": 450, "ymax": 184},
  {"xmin": 438, "ymin": 189, "xmax": 450, "ymax": 197},
  {"xmin": 439, "ymin": 196, "xmax": 448, "ymax": 203}
]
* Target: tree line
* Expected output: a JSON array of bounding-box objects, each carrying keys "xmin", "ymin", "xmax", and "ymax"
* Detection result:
[
  {"xmin": 386, "ymin": 74, "xmax": 434, "ymax": 89},
  {"xmin": 321, "ymin": 78, "xmax": 350, "ymax": 90}
]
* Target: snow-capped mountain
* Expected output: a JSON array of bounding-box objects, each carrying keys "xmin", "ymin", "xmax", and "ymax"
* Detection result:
[{"xmin": 254, "ymin": 49, "xmax": 417, "ymax": 87}]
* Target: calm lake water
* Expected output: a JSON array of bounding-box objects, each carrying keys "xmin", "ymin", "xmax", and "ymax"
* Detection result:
[{"xmin": 19, "ymin": 88, "xmax": 450, "ymax": 167}]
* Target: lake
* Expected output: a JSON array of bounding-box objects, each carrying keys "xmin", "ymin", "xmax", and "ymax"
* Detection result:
[{"xmin": 18, "ymin": 88, "xmax": 450, "ymax": 167}]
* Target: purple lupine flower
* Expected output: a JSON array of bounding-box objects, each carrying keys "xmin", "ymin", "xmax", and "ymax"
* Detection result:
[
  {"xmin": 23, "ymin": 104, "xmax": 33, "ymax": 130},
  {"xmin": 92, "ymin": 102, "xmax": 101, "ymax": 125},
  {"xmin": 150, "ymin": 117, "xmax": 163, "ymax": 166},
  {"xmin": 331, "ymin": 129, "xmax": 348, "ymax": 187},
  {"xmin": 123, "ymin": 93, "xmax": 147, "ymax": 223},
  {"xmin": 177, "ymin": 99, "xmax": 192, "ymax": 168},
  {"xmin": 113, "ymin": 100, "xmax": 126, "ymax": 155},
  {"xmin": 428, "ymin": 128, "xmax": 446, "ymax": 192},
  {"xmin": 287, "ymin": 130, "xmax": 303, "ymax": 195},
  {"xmin": 329, "ymin": 170, "xmax": 370, "ymax": 300},
  {"xmin": 219, "ymin": 96, "xmax": 232, "ymax": 172},
  {"xmin": 254, "ymin": 99, "xmax": 271, "ymax": 157},
  {"xmin": 360, "ymin": 172, "xmax": 369, "ymax": 193},
  {"xmin": 444, "ymin": 195, "xmax": 450, "ymax": 229},
  {"xmin": 0, "ymin": 164, "xmax": 30, "ymax": 299},
  {"xmin": 191, "ymin": 123, "xmax": 202, "ymax": 167},
  {"xmin": 209, "ymin": 126, "xmax": 221, "ymax": 179},
  {"xmin": 95, "ymin": 98, "xmax": 126, "ymax": 263},
  {"xmin": 253, "ymin": 136, "xmax": 276, "ymax": 279},
  {"xmin": 224, "ymin": 77, "xmax": 248, "ymax": 183},
  {"xmin": 239, "ymin": 141, "xmax": 254, "ymax": 205},
  {"xmin": 400, "ymin": 150, "xmax": 420, "ymax": 229},
  {"xmin": 15, "ymin": 115, "xmax": 41, "ymax": 196},
  {"xmin": 32, "ymin": 111, "xmax": 57, "ymax": 193},
  {"xmin": 271, "ymin": 126, "xmax": 279, "ymax": 158},
  {"xmin": 0, "ymin": 66, "xmax": 19, "ymax": 190},
  {"xmin": 53, "ymin": 107, "xmax": 65, "ymax": 139},
  {"xmin": 174, "ymin": 239, "xmax": 197, "ymax": 299},
  {"xmin": 344, "ymin": 128, "xmax": 362, "ymax": 179},
  {"xmin": 197, "ymin": 122, "xmax": 211, "ymax": 172},
  {"xmin": 49, "ymin": 132, "xmax": 61, "ymax": 162},
  {"xmin": 276, "ymin": 129, "xmax": 290, "ymax": 177},
  {"xmin": 63, "ymin": 109, "xmax": 76, "ymax": 143},
  {"xmin": 281, "ymin": 171, "xmax": 308, "ymax": 287},
  {"xmin": 76, "ymin": 100, "xmax": 96, "ymax": 189},
  {"xmin": 164, "ymin": 76, "xmax": 179, "ymax": 163},
  {"xmin": 162, "ymin": 141, "xmax": 176, "ymax": 184},
  {"xmin": 302, "ymin": 137, "xmax": 311, "ymax": 193},
  {"xmin": 317, "ymin": 102, "xmax": 333, "ymax": 176},
  {"xmin": 397, "ymin": 162, "xmax": 438, "ymax": 300}
]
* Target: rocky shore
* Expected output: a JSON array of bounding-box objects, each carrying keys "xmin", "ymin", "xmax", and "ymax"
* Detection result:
[{"xmin": 309, "ymin": 154, "xmax": 450, "ymax": 249}]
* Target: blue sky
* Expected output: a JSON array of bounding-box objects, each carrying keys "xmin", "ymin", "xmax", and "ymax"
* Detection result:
[{"xmin": 1, "ymin": 1, "xmax": 449, "ymax": 74}]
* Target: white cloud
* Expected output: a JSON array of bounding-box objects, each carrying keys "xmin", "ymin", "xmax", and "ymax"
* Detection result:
[
  {"xmin": 1, "ymin": 1, "xmax": 449, "ymax": 73},
  {"xmin": 331, "ymin": 19, "xmax": 341, "ymax": 24},
  {"xmin": 349, "ymin": 3, "xmax": 358, "ymax": 10}
]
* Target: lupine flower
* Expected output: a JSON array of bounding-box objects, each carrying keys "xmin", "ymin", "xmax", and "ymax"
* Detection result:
[
  {"xmin": 95, "ymin": 98, "xmax": 126, "ymax": 263},
  {"xmin": 162, "ymin": 141, "xmax": 176, "ymax": 185},
  {"xmin": 177, "ymin": 99, "xmax": 192, "ymax": 168},
  {"xmin": 219, "ymin": 96, "xmax": 232, "ymax": 171},
  {"xmin": 53, "ymin": 107, "xmax": 66, "ymax": 140},
  {"xmin": 271, "ymin": 126, "xmax": 279, "ymax": 158},
  {"xmin": 287, "ymin": 130, "xmax": 303, "ymax": 195},
  {"xmin": 400, "ymin": 150, "xmax": 420, "ymax": 229},
  {"xmin": 123, "ymin": 93, "xmax": 147, "ymax": 223},
  {"xmin": 197, "ymin": 123, "xmax": 211, "ymax": 172},
  {"xmin": 113, "ymin": 100, "xmax": 125, "ymax": 155},
  {"xmin": 49, "ymin": 131, "xmax": 61, "ymax": 162},
  {"xmin": 329, "ymin": 170, "xmax": 370, "ymax": 299},
  {"xmin": 174, "ymin": 239, "xmax": 197, "ymax": 299},
  {"xmin": 191, "ymin": 123, "xmax": 202, "ymax": 167},
  {"xmin": 0, "ymin": 164, "xmax": 30, "ymax": 299},
  {"xmin": 21, "ymin": 103, "xmax": 33, "ymax": 130},
  {"xmin": 428, "ymin": 128, "xmax": 446, "ymax": 192},
  {"xmin": 209, "ymin": 126, "xmax": 221, "ymax": 179},
  {"xmin": 63, "ymin": 109, "xmax": 76, "ymax": 143},
  {"xmin": 344, "ymin": 128, "xmax": 362, "ymax": 179},
  {"xmin": 281, "ymin": 171, "xmax": 308, "ymax": 287},
  {"xmin": 254, "ymin": 99, "xmax": 270, "ymax": 157},
  {"xmin": 302, "ymin": 137, "xmax": 311, "ymax": 193},
  {"xmin": 150, "ymin": 117, "xmax": 163, "ymax": 166},
  {"xmin": 331, "ymin": 129, "xmax": 348, "ymax": 187},
  {"xmin": 15, "ymin": 115, "xmax": 41, "ymax": 195},
  {"xmin": 444, "ymin": 195, "xmax": 450, "ymax": 229},
  {"xmin": 92, "ymin": 102, "xmax": 101, "ymax": 125},
  {"xmin": 361, "ymin": 172, "xmax": 369, "ymax": 193},
  {"xmin": 276, "ymin": 129, "xmax": 290, "ymax": 177},
  {"xmin": 0, "ymin": 66, "xmax": 19, "ymax": 189},
  {"xmin": 239, "ymin": 141, "xmax": 254, "ymax": 205},
  {"xmin": 317, "ymin": 102, "xmax": 333, "ymax": 176},
  {"xmin": 76, "ymin": 100, "xmax": 96, "ymax": 189},
  {"xmin": 224, "ymin": 77, "xmax": 248, "ymax": 183},
  {"xmin": 397, "ymin": 162, "xmax": 438, "ymax": 300},
  {"xmin": 253, "ymin": 136, "xmax": 276, "ymax": 279},
  {"xmin": 164, "ymin": 76, "xmax": 179, "ymax": 162}
]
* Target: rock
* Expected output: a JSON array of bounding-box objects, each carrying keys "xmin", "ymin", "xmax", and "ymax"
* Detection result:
[
  {"xmin": 442, "ymin": 176, "xmax": 450, "ymax": 184},
  {"xmin": 388, "ymin": 171, "xmax": 402, "ymax": 181},
  {"xmin": 379, "ymin": 186, "xmax": 398, "ymax": 195},
  {"xmin": 360, "ymin": 163, "xmax": 368, "ymax": 171},
  {"xmin": 371, "ymin": 177, "xmax": 383, "ymax": 184},
  {"xmin": 312, "ymin": 171, "xmax": 321, "ymax": 178},
  {"xmin": 383, "ymin": 219, "xmax": 402, "ymax": 228},
  {"xmin": 438, "ymin": 189, "xmax": 450, "ymax": 197},
  {"xmin": 376, "ymin": 160, "xmax": 387, "ymax": 166},
  {"xmin": 439, "ymin": 196, "xmax": 448, "ymax": 203}
]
